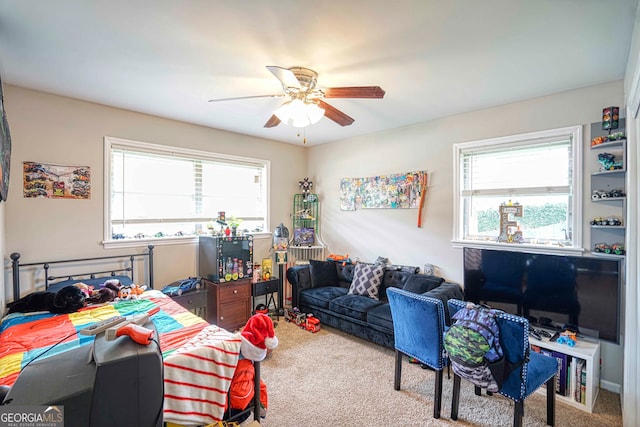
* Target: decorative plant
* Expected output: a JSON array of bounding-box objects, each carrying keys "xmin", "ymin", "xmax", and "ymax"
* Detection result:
[{"xmin": 228, "ymin": 216, "xmax": 243, "ymax": 229}]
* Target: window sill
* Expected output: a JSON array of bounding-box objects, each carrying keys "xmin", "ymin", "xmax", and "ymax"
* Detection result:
[
  {"xmin": 452, "ymin": 240, "xmax": 584, "ymax": 256},
  {"xmin": 102, "ymin": 232, "xmax": 273, "ymax": 250}
]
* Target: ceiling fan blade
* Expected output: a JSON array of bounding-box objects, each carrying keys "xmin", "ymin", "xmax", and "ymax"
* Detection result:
[
  {"xmin": 318, "ymin": 100, "xmax": 355, "ymax": 126},
  {"xmin": 208, "ymin": 94, "xmax": 284, "ymax": 103},
  {"xmin": 266, "ymin": 66, "xmax": 300, "ymax": 89},
  {"xmin": 264, "ymin": 114, "xmax": 281, "ymax": 128},
  {"xmin": 323, "ymin": 86, "xmax": 385, "ymax": 99}
]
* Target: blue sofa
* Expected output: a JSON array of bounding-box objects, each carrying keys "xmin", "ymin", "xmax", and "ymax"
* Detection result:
[{"xmin": 286, "ymin": 260, "xmax": 464, "ymax": 349}]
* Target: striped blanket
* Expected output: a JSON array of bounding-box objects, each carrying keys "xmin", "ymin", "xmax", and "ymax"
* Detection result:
[{"xmin": 0, "ymin": 290, "xmax": 242, "ymax": 425}]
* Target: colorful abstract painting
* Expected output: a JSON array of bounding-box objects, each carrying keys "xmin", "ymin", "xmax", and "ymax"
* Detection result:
[{"xmin": 340, "ymin": 170, "xmax": 427, "ymax": 210}]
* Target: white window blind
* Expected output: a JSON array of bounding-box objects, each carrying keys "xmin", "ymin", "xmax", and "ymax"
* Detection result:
[
  {"xmin": 454, "ymin": 126, "xmax": 582, "ymax": 250},
  {"xmin": 461, "ymin": 140, "xmax": 571, "ymax": 196},
  {"xmin": 105, "ymin": 137, "xmax": 269, "ymax": 243}
]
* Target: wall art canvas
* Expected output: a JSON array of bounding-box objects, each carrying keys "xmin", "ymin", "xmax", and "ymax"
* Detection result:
[
  {"xmin": 340, "ymin": 170, "xmax": 427, "ymax": 211},
  {"xmin": 0, "ymin": 76, "xmax": 11, "ymax": 202},
  {"xmin": 23, "ymin": 162, "xmax": 91, "ymax": 199}
]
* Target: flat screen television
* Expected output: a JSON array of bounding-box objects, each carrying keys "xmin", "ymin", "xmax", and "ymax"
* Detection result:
[{"xmin": 463, "ymin": 247, "xmax": 622, "ymax": 344}]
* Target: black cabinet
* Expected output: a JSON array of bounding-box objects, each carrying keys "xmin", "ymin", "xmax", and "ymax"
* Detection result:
[{"xmin": 198, "ymin": 235, "xmax": 254, "ymax": 282}]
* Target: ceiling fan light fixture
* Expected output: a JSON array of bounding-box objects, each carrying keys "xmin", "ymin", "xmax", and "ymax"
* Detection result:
[{"xmin": 274, "ymin": 99, "xmax": 325, "ymax": 128}]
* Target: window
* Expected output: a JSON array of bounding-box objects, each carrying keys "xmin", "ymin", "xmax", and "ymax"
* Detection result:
[
  {"xmin": 453, "ymin": 126, "xmax": 582, "ymax": 253},
  {"xmin": 104, "ymin": 136, "xmax": 269, "ymax": 245}
]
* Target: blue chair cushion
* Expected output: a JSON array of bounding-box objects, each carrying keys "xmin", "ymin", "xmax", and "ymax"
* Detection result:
[
  {"xmin": 329, "ymin": 294, "xmax": 383, "ymax": 321},
  {"xmin": 300, "ymin": 286, "xmax": 347, "ymax": 309},
  {"xmin": 388, "ymin": 288, "xmax": 446, "ymax": 369},
  {"xmin": 524, "ymin": 351, "xmax": 559, "ymax": 398}
]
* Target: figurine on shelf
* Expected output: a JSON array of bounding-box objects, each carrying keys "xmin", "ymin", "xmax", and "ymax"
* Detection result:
[{"xmin": 298, "ymin": 177, "xmax": 313, "ymax": 200}]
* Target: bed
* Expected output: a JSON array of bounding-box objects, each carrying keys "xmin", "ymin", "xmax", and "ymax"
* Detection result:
[{"xmin": 1, "ymin": 245, "xmax": 261, "ymax": 426}]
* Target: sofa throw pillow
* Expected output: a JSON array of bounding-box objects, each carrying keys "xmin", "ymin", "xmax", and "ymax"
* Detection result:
[
  {"xmin": 348, "ymin": 263, "xmax": 385, "ymax": 300},
  {"xmin": 309, "ymin": 259, "xmax": 339, "ymax": 288},
  {"xmin": 403, "ymin": 275, "xmax": 445, "ymax": 294}
]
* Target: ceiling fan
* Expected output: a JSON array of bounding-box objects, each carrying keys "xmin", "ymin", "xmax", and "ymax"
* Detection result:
[{"xmin": 208, "ymin": 66, "xmax": 385, "ymax": 128}]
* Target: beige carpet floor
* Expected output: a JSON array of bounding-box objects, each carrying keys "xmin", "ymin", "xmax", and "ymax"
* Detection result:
[{"xmin": 252, "ymin": 319, "xmax": 622, "ymax": 427}]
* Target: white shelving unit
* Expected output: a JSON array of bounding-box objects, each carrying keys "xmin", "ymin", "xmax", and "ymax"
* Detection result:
[
  {"xmin": 589, "ymin": 120, "xmax": 626, "ymax": 257},
  {"xmin": 530, "ymin": 335, "xmax": 600, "ymax": 412}
]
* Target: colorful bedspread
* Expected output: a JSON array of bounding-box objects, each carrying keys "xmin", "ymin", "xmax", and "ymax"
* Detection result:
[{"xmin": 0, "ymin": 290, "xmax": 242, "ymax": 425}]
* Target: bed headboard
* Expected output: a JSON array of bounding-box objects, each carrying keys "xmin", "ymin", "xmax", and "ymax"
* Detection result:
[{"xmin": 10, "ymin": 244, "xmax": 155, "ymax": 301}]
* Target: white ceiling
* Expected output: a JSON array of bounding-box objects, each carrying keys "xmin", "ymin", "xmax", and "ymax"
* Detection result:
[{"xmin": 0, "ymin": 0, "xmax": 638, "ymax": 146}]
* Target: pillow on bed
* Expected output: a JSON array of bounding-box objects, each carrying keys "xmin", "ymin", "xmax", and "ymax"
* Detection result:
[{"xmin": 46, "ymin": 275, "xmax": 134, "ymax": 293}]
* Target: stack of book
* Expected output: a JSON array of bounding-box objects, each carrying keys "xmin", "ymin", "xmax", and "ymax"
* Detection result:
[{"xmin": 531, "ymin": 344, "xmax": 587, "ymax": 404}]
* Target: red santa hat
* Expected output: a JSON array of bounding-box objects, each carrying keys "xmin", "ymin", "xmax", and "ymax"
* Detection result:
[{"xmin": 240, "ymin": 313, "xmax": 278, "ymax": 361}]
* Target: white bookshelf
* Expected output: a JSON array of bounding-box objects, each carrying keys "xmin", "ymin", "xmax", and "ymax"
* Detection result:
[{"xmin": 529, "ymin": 334, "xmax": 600, "ymax": 413}]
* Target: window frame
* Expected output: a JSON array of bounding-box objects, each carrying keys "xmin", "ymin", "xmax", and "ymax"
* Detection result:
[
  {"xmin": 103, "ymin": 136, "xmax": 271, "ymax": 249},
  {"xmin": 452, "ymin": 125, "xmax": 583, "ymax": 255}
]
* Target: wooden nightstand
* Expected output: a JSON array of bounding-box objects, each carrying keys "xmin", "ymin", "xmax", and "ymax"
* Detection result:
[
  {"xmin": 204, "ymin": 278, "xmax": 252, "ymax": 331},
  {"xmin": 170, "ymin": 289, "xmax": 207, "ymax": 319}
]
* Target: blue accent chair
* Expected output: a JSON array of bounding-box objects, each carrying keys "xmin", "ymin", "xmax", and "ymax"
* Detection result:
[
  {"xmin": 387, "ymin": 287, "xmax": 448, "ymax": 418},
  {"xmin": 447, "ymin": 299, "xmax": 557, "ymax": 427}
]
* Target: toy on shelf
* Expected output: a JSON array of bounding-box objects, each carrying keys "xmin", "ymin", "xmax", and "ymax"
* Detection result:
[
  {"xmin": 162, "ymin": 277, "xmax": 201, "ymax": 296},
  {"xmin": 602, "ymin": 106, "xmax": 620, "ymax": 131},
  {"xmin": 261, "ymin": 258, "xmax": 273, "ymax": 280},
  {"xmin": 597, "ymin": 152, "xmax": 623, "ymax": 171},
  {"xmin": 295, "ymin": 208, "xmax": 315, "ymax": 220},
  {"xmin": 590, "ymin": 216, "xmax": 622, "ymax": 226},
  {"xmin": 590, "ymin": 131, "xmax": 625, "ymax": 147},
  {"xmin": 593, "ymin": 242, "xmax": 625, "ymax": 255},
  {"xmin": 298, "ymin": 177, "xmax": 314, "ymax": 200},
  {"xmin": 556, "ymin": 330, "xmax": 577, "ymax": 347},
  {"xmin": 611, "ymin": 243, "xmax": 626, "ymax": 255},
  {"xmin": 592, "ymin": 189, "xmax": 626, "ymax": 200}
]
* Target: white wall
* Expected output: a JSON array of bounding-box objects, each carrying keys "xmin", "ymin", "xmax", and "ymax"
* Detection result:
[
  {"xmin": 308, "ymin": 80, "xmax": 626, "ymax": 388},
  {"xmin": 2, "ymin": 85, "xmax": 307, "ymax": 299}
]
